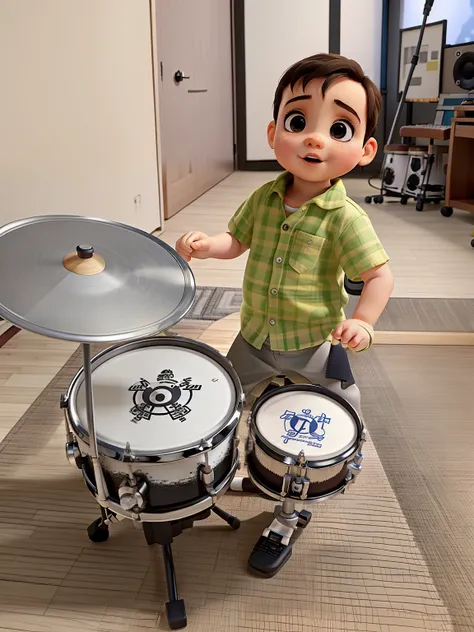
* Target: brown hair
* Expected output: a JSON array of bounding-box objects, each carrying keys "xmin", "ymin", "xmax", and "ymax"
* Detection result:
[{"xmin": 273, "ymin": 53, "xmax": 382, "ymax": 144}]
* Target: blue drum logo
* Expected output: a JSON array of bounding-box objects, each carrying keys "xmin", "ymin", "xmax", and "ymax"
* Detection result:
[{"xmin": 280, "ymin": 409, "xmax": 331, "ymax": 447}]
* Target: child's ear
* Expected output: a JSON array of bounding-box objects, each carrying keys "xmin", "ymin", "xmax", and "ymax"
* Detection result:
[
  {"xmin": 267, "ymin": 121, "xmax": 276, "ymax": 149},
  {"xmin": 358, "ymin": 137, "xmax": 378, "ymax": 166}
]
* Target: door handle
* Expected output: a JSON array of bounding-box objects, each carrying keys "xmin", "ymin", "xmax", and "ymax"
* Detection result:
[{"xmin": 174, "ymin": 70, "xmax": 190, "ymax": 84}]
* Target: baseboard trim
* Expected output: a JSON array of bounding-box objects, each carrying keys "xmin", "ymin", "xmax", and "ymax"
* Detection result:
[{"xmin": 377, "ymin": 331, "xmax": 474, "ymax": 346}]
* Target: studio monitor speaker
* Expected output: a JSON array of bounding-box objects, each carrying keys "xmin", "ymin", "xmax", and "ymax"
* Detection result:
[{"xmin": 442, "ymin": 43, "xmax": 474, "ymax": 93}]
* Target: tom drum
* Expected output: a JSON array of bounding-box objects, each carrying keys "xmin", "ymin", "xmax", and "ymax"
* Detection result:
[{"xmin": 246, "ymin": 384, "xmax": 365, "ymax": 502}]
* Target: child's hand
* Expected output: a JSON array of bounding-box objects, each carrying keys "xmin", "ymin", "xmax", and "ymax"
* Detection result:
[
  {"xmin": 175, "ymin": 231, "xmax": 211, "ymax": 261},
  {"xmin": 332, "ymin": 319, "xmax": 371, "ymax": 352}
]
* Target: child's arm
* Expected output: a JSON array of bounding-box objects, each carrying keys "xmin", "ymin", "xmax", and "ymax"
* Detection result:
[
  {"xmin": 175, "ymin": 231, "xmax": 248, "ymax": 261},
  {"xmin": 332, "ymin": 262, "xmax": 393, "ymax": 351},
  {"xmin": 177, "ymin": 187, "xmax": 258, "ymax": 261},
  {"xmin": 352, "ymin": 262, "xmax": 394, "ymax": 325}
]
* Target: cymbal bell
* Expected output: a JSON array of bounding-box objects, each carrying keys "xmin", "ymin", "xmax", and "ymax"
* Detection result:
[
  {"xmin": 0, "ymin": 215, "xmax": 195, "ymax": 343},
  {"xmin": 63, "ymin": 245, "xmax": 106, "ymax": 276}
]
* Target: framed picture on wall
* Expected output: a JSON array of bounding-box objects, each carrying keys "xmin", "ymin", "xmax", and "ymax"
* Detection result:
[{"xmin": 398, "ymin": 20, "xmax": 447, "ymax": 101}]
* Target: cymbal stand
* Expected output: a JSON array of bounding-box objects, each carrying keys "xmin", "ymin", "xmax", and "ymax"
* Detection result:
[{"xmin": 82, "ymin": 343, "xmax": 109, "ymax": 504}]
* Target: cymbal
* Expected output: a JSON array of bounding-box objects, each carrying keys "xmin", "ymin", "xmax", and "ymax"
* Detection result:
[{"xmin": 0, "ymin": 216, "xmax": 195, "ymax": 343}]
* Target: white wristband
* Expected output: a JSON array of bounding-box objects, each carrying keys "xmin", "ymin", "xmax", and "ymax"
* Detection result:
[{"xmin": 351, "ymin": 319, "xmax": 374, "ymax": 352}]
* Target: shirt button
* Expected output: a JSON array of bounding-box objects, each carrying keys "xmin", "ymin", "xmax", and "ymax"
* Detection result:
[
  {"xmin": 269, "ymin": 318, "xmax": 276, "ymax": 326},
  {"xmin": 282, "ymin": 224, "xmax": 289, "ymax": 231},
  {"xmin": 275, "ymin": 256, "xmax": 283, "ymax": 264},
  {"xmin": 270, "ymin": 288, "xmax": 277, "ymax": 295}
]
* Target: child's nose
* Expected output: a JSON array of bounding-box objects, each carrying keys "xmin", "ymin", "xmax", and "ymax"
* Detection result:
[{"xmin": 304, "ymin": 133, "xmax": 325, "ymax": 149}]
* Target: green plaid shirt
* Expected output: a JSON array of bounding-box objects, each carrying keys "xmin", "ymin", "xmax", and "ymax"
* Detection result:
[{"xmin": 228, "ymin": 172, "xmax": 389, "ymax": 351}]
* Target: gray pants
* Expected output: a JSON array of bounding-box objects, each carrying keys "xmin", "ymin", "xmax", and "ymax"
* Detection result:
[{"xmin": 226, "ymin": 333, "xmax": 360, "ymax": 412}]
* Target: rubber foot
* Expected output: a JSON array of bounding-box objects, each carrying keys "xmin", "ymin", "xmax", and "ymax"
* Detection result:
[
  {"xmin": 166, "ymin": 599, "xmax": 187, "ymax": 629},
  {"xmin": 87, "ymin": 518, "xmax": 109, "ymax": 543}
]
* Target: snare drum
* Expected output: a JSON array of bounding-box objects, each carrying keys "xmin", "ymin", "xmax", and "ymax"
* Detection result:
[
  {"xmin": 246, "ymin": 384, "xmax": 365, "ymax": 502},
  {"xmin": 63, "ymin": 336, "xmax": 244, "ymax": 521}
]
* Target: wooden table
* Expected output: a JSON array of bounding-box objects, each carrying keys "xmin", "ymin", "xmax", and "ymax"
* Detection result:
[
  {"xmin": 399, "ymin": 125, "xmax": 451, "ymax": 141},
  {"xmin": 443, "ymin": 106, "xmax": 474, "ymax": 216}
]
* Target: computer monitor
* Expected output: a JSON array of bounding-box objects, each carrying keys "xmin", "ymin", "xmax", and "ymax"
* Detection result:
[{"xmin": 434, "ymin": 94, "xmax": 469, "ymax": 125}]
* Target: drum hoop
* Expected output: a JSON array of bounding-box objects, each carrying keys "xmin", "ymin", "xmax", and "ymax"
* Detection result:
[
  {"xmin": 0, "ymin": 214, "xmax": 196, "ymax": 343},
  {"xmin": 249, "ymin": 383, "xmax": 363, "ymax": 469},
  {"xmin": 65, "ymin": 335, "xmax": 244, "ymax": 462}
]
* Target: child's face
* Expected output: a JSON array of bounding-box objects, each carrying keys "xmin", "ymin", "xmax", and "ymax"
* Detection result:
[{"xmin": 268, "ymin": 76, "xmax": 377, "ymax": 183}]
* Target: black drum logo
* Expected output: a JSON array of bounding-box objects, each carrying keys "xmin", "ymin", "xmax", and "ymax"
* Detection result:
[{"xmin": 128, "ymin": 369, "xmax": 202, "ymax": 424}]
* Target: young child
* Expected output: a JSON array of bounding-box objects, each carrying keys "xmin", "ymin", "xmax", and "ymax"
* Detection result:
[{"xmin": 176, "ymin": 53, "xmax": 393, "ymax": 413}]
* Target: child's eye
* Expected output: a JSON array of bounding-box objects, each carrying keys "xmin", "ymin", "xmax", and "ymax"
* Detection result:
[
  {"xmin": 330, "ymin": 120, "xmax": 354, "ymax": 142},
  {"xmin": 284, "ymin": 112, "xmax": 306, "ymax": 133}
]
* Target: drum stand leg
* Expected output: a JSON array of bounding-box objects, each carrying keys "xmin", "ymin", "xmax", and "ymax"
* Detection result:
[
  {"xmin": 248, "ymin": 499, "xmax": 312, "ymax": 578},
  {"xmin": 142, "ymin": 522, "xmax": 187, "ymax": 630},
  {"xmin": 211, "ymin": 504, "xmax": 241, "ymax": 529},
  {"xmin": 141, "ymin": 507, "xmax": 239, "ymax": 631},
  {"xmin": 161, "ymin": 543, "xmax": 186, "ymax": 630}
]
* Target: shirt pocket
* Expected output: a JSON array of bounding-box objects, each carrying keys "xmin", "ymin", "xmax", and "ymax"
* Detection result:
[{"xmin": 289, "ymin": 231, "xmax": 327, "ymax": 274}]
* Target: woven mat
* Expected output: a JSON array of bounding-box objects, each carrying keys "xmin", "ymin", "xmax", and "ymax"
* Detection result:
[
  {"xmin": 0, "ymin": 339, "xmax": 456, "ymax": 631},
  {"xmin": 186, "ymin": 288, "xmax": 474, "ymax": 332}
]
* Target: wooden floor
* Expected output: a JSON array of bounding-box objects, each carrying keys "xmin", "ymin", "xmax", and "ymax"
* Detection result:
[
  {"xmin": 158, "ymin": 172, "xmax": 474, "ymax": 298},
  {"xmin": 1, "ymin": 171, "xmax": 473, "ymax": 440},
  {"xmin": 1, "ymin": 171, "xmax": 473, "ymax": 444},
  {"xmin": 0, "ymin": 171, "xmax": 473, "ymax": 630}
]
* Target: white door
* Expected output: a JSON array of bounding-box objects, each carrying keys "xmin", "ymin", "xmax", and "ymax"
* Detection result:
[{"xmin": 155, "ymin": 0, "xmax": 234, "ymax": 219}]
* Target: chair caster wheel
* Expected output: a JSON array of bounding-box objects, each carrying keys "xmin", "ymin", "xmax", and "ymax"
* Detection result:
[
  {"xmin": 416, "ymin": 199, "xmax": 424, "ymax": 212},
  {"xmin": 471, "ymin": 239, "xmax": 474, "ymax": 248},
  {"xmin": 374, "ymin": 195, "xmax": 384, "ymax": 204},
  {"xmin": 166, "ymin": 599, "xmax": 187, "ymax": 629},
  {"xmin": 441, "ymin": 206, "xmax": 453, "ymax": 217},
  {"xmin": 364, "ymin": 196, "xmax": 372, "ymax": 203},
  {"xmin": 297, "ymin": 509, "xmax": 312, "ymax": 529},
  {"xmin": 87, "ymin": 518, "xmax": 109, "ymax": 543},
  {"xmin": 400, "ymin": 195, "xmax": 408, "ymax": 205}
]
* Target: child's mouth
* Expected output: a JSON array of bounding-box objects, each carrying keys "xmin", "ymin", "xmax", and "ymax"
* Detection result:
[{"xmin": 303, "ymin": 156, "xmax": 322, "ymax": 163}]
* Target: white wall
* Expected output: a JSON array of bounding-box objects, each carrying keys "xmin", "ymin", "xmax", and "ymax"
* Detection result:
[
  {"xmin": 0, "ymin": 0, "xmax": 161, "ymax": 232},
  {"xmin": 244, "ymin": 0, "xmax": 330, "ymax": 161},
  {"xmin": 340, "ymin": 0, "xmax": 383, "ymax": 89}
]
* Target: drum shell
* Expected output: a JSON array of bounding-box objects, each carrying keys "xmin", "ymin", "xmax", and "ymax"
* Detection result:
[
  {"xmin": 74, "ymin": 429, "xmax": 237, "ymax": 510},
  {"xmin": 247, "ymin": 437, "xmax": 349, "ymax": 501}
]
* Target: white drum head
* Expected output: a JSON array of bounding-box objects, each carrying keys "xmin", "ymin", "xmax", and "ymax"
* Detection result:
[
  {"xmin": 74, "ymin": 343, "xmax": 237, "ymax": 453},
  {"xmin": 254, "ymin": 388, "xmax": 358, "ymax": 461}
]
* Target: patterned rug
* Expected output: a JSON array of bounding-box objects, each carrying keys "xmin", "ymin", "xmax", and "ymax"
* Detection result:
[
  {"xmin": 187, "ymin": 287, "xmax": 474, "ymax": 332},
  {"xmin": 1, "ymin": 339, "xmax": 470, "ymax": 630}
]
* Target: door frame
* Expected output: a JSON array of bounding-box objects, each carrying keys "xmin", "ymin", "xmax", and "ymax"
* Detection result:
[{"xmin": 148, "ymin": 0, "xmax": 165, "ymax": 233}]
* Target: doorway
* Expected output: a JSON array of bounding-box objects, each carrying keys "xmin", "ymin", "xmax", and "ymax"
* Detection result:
[{"xmin": 155, "ymin": 0, "xmax": 235, "ymax": 219}]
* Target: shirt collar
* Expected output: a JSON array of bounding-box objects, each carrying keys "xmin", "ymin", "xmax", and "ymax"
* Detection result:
[{"xmin": 270, "ymin": 171, "xmax": 346, "ymax": 211}]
